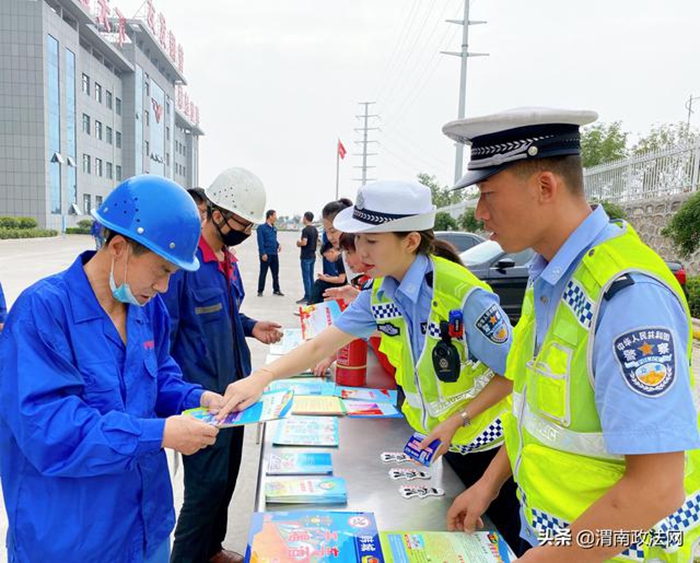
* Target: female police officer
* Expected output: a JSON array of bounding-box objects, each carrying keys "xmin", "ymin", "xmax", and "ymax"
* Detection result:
[{"xmin": 217, "ymin": 179, "xmax": 525, "ymax": 553}]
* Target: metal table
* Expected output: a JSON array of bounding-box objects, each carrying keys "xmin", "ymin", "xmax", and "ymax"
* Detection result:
[{"xmin": 253, "ymin": 351, "xmax": 492, "ymax": 533}]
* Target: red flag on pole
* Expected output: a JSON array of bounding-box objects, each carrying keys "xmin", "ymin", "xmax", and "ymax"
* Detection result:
[{"xmin": 337, "ymin": 139, "xmax": 347, "ymax": 160}]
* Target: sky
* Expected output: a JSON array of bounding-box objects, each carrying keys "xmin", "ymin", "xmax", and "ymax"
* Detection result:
[{"xmin": 114, "ymin": 0, "xmax": 700, "ymax": 217}]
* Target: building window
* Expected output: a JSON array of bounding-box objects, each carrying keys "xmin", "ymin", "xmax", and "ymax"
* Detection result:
[
  {"xmin": 83, "ymin": 154, "xmax": 91, "ymax": 174},
  {"xmin": 83, "ymin": 194, "xmax": 91, "ymax": 215},
  {"xmin": 105, "ymin": 90, "xmax": 112, "ymax": 109},
  {"xmin": 116, "ymin": 165, "xmax": 122, "ymax": 181},
  {"xmin": 166, "ymin": 100, "xmax": 170, "ymax": 115},
  {"xmin": 166, "ymin": 152, "xmax": 170, "ymax": 166},
  {"xmin": 106, "ymin": 126, "xmax": 113, "ymax": 144},
  {"xmin": 144, "ymin": 77, "xmax": 150, "ymax": 96},
  {"xmin": 94, "ymin": 82, "xmax": 102, "ymax": 103},
  {"xmin": 166, "ymin": 126, "xmax": 170, "ymax": 141},
  {"xmin": 82, "ymin": 113, "xmax": 90, "ymax": 135},
  {"xmin": 95, "ymin": 158, "xmax": 103, "ymax": 177},
  {"xmin": 95, "ymin": 120, "xmax": 102, "ymax": 140},
  {"xmin": 115, "ymin": 97, "xmax": 122, "ymax": 115},
  {"xmin": 95, "ymin": 195, "xmax": 103, "ymax": 208},
  {"xmin": 116, "ymin": 131, "xmax": 122, "ymax": 148},
  {"xmin": 144, "ymin": 109, "xmax": 149, "ymax": 127},
  {"xmin": 144, "ymin": 140, "xmax": 150, "ymax": 157},
  {"xmin": 47, "ymin": 34, "xmax": 62, "ymax": 215},
  {"xmin": 183, "ymin": 166, "xmax": 186, "ymax": 177},
  {"xmin": 82, "ymin": 73, "xmax": 90, "ymax": 95},
  {"xmin": 106, "ymin": 162, "xmax": 113, "ymax": 179},
  {"xmin": 66, "ymin": 48, "xmax": 77, "ymax": 207}
]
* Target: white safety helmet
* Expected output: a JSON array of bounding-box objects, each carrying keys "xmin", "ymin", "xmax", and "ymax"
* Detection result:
[{"xmin": 205, "ymin": 167, "xmax": 267, "ymax": 224}]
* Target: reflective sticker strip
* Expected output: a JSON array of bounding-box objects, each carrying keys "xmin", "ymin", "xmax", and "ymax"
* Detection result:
[
  {"xmin": 521, "ymin": 403, "xmax": 622, "ymax": 461},
  {"xmin": 658, "ymin": 491, "xmax": 700, "ymax": 533},
  {"xmin": 562, "ymin": 278, "xmax": 594, "ymax": 329},
  {"xmin": 194, "ymin": 303, "xmax": 223, "ymax": 314}
]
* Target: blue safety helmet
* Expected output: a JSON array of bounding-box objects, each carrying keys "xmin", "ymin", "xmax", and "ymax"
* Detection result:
[{"xmin": 92, "ymin": 175, "xmax": 201, "ymax": 271}]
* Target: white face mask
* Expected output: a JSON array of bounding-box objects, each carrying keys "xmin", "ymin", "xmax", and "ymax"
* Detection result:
[{"xmin": 109, "ymin": 250, "xmax": 143, "ymax": 307}]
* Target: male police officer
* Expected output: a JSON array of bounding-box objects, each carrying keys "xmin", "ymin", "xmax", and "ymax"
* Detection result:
[
  {"xmin": 0, "ymin": 175, "xmax": 222, "ymax": 562},
  {"xmin": 163, "ymin": 168, "xmax": 283, "ymax": 563},
  {"xmin": 443, "ymin": 108, "xmax": 700, "ymax": 561}
]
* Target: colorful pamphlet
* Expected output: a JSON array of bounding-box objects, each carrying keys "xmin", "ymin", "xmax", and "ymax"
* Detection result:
[
  {"xmin": 265, "ymin": 477, "xmax": 347, "ymax": 504},
  {"xmin": 268, "ymin": 379, "xmax": 337, "ymax": 396},
  {"xmin": 273, "ymin": 416, "xmax": 340, "ymax": 447},
  {"xmin": 270, "ymin": 328, "xmax": 305, "ymax": 355},
  {"xmin": 292, "ymin": 395, "xmax": 347, "ymax": 416},
  {"xmin": 343, "ymin": 400, "xmax": 402, "ymax": 419},
  {"xmin": 245, "ymin": 511, "xmax": 385, "ymax": 563},
  {"xmin": 266, "ymin": 453, "xmax": 333, "ymax": 476},
  {"xmin": 380, "ymin": 530, "xmax": 514, "ymax": 562},
  {"xmin": 299, "ymin": 300, "xmax": 343, "ymax": 340},
  {"xmin": 183, "ymin": 390, "xmax": 293, "ymax": 427},
  {"xmin": 336, "ymin": 386, "xmax": 398, "ymax": 405}
]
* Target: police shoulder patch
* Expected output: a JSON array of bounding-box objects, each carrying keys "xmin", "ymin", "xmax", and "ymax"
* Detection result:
[
  {"xmin": 475, "ymin": 303, "xmax": 509, "ymax": 344},
  {"xmin": 613, "ymin": 327, "xmax": 675, "ymax": 397},
  {"xmin": 377, "ymin": 322, "xmax": 401, "ymax": 337}
]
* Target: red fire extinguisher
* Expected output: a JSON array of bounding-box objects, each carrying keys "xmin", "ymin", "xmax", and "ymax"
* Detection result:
[{"xmin": 335, "ymin": 339, "xmax": 368, "ymax": 387}]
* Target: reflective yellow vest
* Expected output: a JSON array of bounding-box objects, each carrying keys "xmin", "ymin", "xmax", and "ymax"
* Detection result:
[
  {"xmin": 371, "ymin": 255, "xmax": 511, "ymax": 454},
  {"xmin": 503, "ymin": 221, "xmax": 700, "ymax": 561}
]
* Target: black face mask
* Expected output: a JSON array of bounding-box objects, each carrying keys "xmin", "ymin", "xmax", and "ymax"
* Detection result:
[{"xmin": 214, "ymin": 219, "xmax": 251, "ymax": 247}]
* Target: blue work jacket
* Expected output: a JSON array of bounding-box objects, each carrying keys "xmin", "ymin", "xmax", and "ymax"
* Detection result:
[
  {"xmin": 256, "ymin": 222, "xmax": 279, "ymax": 257},
  {"xmin": 162, "ymin": 238, "xmax": 257, "ymax": 393},
  {"xmin": 0, "ymin": 251, "xmax": 203, "ymax": 561}
]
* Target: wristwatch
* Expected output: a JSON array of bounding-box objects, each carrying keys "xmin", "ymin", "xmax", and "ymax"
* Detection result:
[{"xmin": 459, "ymin": 408, "xmax": 471, "ymax": 427}]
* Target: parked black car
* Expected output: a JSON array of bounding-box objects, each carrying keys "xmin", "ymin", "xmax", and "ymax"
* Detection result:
[
  {"xmin": 435, "ymin": 231, "xmax": 484, "ymax": 254},
  {"xmin": 460, "ymin": 241, "xmax": 534, "ymax": 324},
  {"xmin": 461, "ymin": 240, "xmax": 690, "ymax": 324}
]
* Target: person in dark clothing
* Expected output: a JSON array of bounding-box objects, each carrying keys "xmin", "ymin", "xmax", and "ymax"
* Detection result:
[
  {"xmin": 163, "ymin": 168, "xmax": 283, "ymax": 563},
  {"xmin": 256, "ymin": 209, "xmax": 283, "ymax": 296},
  {"xmin": 309, "ymin": 241, "xmax": 346, "ymax": 304},
  {"xmin": 296, "ymin": 211, "xmax": 318, "ymax": 304}
]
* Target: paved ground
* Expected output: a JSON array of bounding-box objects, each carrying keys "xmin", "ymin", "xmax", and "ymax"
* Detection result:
[{"xmin": 0, "ymin": 231, "xmax": 699, "ymax": 560}]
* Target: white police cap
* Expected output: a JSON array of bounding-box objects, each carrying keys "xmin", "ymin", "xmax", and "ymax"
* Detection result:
[
  {"xmin": 442, "ymin": 107, "xmax": 598, "ymax": 189},
  {"xmin": 333, "ymin": 180, "xmax": 436, "ymax": 234}
]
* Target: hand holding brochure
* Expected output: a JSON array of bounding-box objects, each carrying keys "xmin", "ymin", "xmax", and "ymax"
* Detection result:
[
  {"xmin": 184, "ymin": 390, "xmax": 293, "ymax": 427},
  {"xmin": 299, "ymin": 300, "xmax": 343, "ymax": 340}
]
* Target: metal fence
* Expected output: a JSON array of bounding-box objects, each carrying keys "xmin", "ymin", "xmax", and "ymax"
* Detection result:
[{"xmin": 583, "ymin": 142, "xmax": 700, "ymax": 203}]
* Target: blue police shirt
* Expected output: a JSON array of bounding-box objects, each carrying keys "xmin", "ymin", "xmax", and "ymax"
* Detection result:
[
  {"xmin": 256, "ymin": 222, "xmax": 279, "ymax": 257},
  {"xmin": 520, "ymin": 205, "xmax": 700, "ymax": 546},
  {"xmin": 0, "ymin": 252, "xmax": 204, "ymax": 561},
  {"xmin": 335, "ymin": 253, "xmax": 512, "ymax": 375},
  {"xmin": 162, "ymin": 237, "xmax": 258, "ymax": 393},
  {"xmin": 0, "ymin": 281, "xmax": 6, "ymax": 324}
]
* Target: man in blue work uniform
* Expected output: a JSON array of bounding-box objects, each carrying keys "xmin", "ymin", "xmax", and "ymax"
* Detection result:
[
  {"xmin": 444, "ymin": 108, "xmax": 700, "ymax": 561},
  {"xmin": 256, "ymin": 208, "xmax": 283, "ymax": 296},
  {"xmin": 0, "ymin": 175, "xmax": 224, "ymax": 562},
  {"xmin": 163, "ymin": 168, "xmax": 283, "ymax": 563}
]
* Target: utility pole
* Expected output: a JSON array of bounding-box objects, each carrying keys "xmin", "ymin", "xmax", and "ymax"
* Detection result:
[
  {"xmin": 685, "ymin": 94, "xmax": 700, "ymax": 133},
  {"xmin": 353, "ymin": 102, "xmax": 379, "ymax": 185},
  {"xmin": 441, "ymin": 0, "xmax": 488, "ymax": 185}
]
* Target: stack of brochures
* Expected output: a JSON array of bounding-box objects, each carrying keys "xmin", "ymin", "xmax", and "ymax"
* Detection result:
[
  {"xmin": 266, "ymin": 452, "xmax": 333, "ymax": 476},
  {"xmin": 265, "ymin": 477, "xmax": 347, "ymax": 504},
  {"xmin": 292, "ymin": 395, "xmax": 347, "ymax": 416},
  {"xmin": 245, "ymin": 511, "xmax": 384, "ymax": 562},
  {"xmin": 273, "ymin": 416, "xmax": 340, "ymax": 447}
]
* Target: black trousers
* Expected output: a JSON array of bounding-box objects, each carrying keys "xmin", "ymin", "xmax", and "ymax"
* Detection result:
[
  {"xmin": 444, "ymin": 448, "xmax": 529, "ymax": 558},
  {"xmin": 171, "ymin": 426, "xmax": 245, "ymax": 563},
  {"xmin": 257, "ymin": 254, "xmax": 280, "ymax": 294},
  {"xmin": 309, "ymin": 279, "xmax": 345, "ymax": 304}
]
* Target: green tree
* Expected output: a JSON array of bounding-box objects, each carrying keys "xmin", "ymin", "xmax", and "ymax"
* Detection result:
[
  {"xmin": 661, "ymin": 191, "xmax": 700, "ymax": 258},
  {"xmin": 591, "ymin": 200, "xmax": 627, "ymax": 220},
  {"xmin": 434, "ymin": 212, "xmax": 458, "ymax": 231},
  {"xmin": 458, "ymin": 207, "xmax": 483, "ymax": 232},
  {"xmin": 580, "ymin": 121, "xmax": 628, "ymax": 168},
  {"xmin": 632, "ymin": 122, "xmax": 700, "ymax": 154},
  {"xmin": 417, "ymin": 172, "xmax": 463, "ymax": 208}
]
